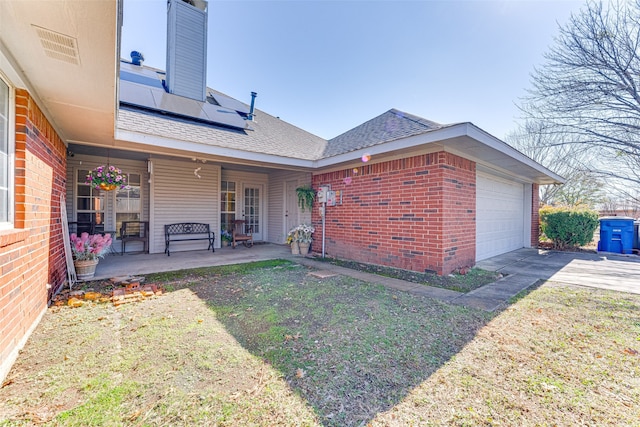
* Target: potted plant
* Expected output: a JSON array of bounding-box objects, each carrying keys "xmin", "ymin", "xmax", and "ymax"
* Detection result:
[
  {"xmin": 295, "ymin": 185, "xmax": 315, "ymax": 212},
  {"xmin": 86, "ymin": 165, "xmax": 127, "ymax": 191},
  {"xmin": 69, "ymin": 232, "xmax": 112, "ymax": 280},
  {"xmin": 287, "ymin": 223, "xmax": 315, "ymax": 256},
  {"xmin": 220, "ymin": 229, "xmax": 232, "ymax": 246}
]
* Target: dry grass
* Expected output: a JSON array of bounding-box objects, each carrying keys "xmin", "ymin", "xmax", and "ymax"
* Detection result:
[{"xmin": 1, "ymin": 261, "xmax": 639, "ymax": 426}]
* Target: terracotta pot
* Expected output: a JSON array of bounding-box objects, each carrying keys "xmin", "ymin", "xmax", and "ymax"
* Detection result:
[
  {"xmin": 291, "ymin": 241, "xmax": 300, "ymax": 255},
  {"xmin": 298, "ymin": 242, "xmax": 310, "ymax": 256},
  {"xmin": 74, "ymin": 259, "xmax": 99, "ymax": 280},
  {"xmin": 99, "ymin": 183, "xmax": 117, "ymax": 191}
]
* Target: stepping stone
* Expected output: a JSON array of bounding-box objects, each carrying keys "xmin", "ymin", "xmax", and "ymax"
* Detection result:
[{"xmin": 308, "ymin": 270, "xmax": 338, "ymax": 279}]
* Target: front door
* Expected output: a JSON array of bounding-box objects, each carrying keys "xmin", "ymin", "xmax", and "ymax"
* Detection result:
[{"xmin": 242, "ymin": 184, "xmax": 263, "ymax": 241}]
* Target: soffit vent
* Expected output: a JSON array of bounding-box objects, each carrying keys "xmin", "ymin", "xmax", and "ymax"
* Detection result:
[{"xmin": 33, "ymin": 25, "xmax": 80, "ymax": 65}]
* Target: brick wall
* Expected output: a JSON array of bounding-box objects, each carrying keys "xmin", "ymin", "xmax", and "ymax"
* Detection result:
[
  {"xmin": 531, "ymin": 183, "xmax": 540, "ymax": 246},
  {"xmin": 0, "ymin": 89, "xmax": 67, "ymax": 381},
  {"xmin": 311, "ymin": 151, "xmax": 476, "ymax": 275}
]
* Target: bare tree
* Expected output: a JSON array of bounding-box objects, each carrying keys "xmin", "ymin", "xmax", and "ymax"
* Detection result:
[
  {"xmin": 521, "ymin": 0, "xmax": 640, "ymax": 187},
  {"xmin": 506, "ymin": 120, "xmax": 604, "ymax": 208}
]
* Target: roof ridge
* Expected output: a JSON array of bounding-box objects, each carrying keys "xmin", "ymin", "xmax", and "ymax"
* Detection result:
[{"xmin": 388, "ymin": 108, "xmax": 442, "ymax": 129}]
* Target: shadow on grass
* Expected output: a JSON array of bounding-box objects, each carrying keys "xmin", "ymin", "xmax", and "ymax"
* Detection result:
[{"xmin": 158, "ymin": 261, "xmax": 495, "ymax": 426}]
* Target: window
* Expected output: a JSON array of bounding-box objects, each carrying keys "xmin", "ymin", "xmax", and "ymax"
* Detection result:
[
  {"xmin": 116, "ymin": 173, "xmax": 141, "ymax": 236},
  {"xmin": 76, "ymin": 169, "xmax": 105, "ymax": 232},
  {"xmin": 0, "ymin": 76, "xmax": 12, "ymax": 228},
  {"xmin": 220, "ymin": 181, "xmax": 236, "ymax": 233}
]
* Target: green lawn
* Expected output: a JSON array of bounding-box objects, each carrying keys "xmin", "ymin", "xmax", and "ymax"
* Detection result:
[{"xmin": 1, "ymin": 260, "xmax": 638, "ymax": 426}]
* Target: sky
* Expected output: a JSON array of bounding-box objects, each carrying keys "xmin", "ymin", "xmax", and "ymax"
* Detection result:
[{"xmin": 120, "ymin": 0, "xmax": 584, "ymax": 141}]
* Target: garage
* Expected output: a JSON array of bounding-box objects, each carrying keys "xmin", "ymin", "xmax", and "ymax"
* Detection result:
[{"xmin": 476, "ymin": 171, "xmax": 526, "ymax": 261}]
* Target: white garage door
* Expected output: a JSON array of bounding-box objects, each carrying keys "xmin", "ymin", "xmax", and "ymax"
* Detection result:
[{"xmin": 476, "ymin": 171, "xmax": 525, "ymax": 261}]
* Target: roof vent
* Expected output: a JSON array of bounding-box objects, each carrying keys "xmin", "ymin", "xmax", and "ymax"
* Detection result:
[
  {"xmin": 248, "ymin": 92, "xmax": 257, "ymax": 121},
  {"xmin": 130, "ymin": 51, "xmax": 144, "ymax": 66},
  {"xmin": 33, "ymin": 25, "xmax": 80, "ymax": 65}
]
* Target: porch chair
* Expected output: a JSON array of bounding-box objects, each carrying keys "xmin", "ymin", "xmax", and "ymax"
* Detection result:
[
  {"xmin": 120, "ymin": 221, "xmax": 150, "ymax": 255},
  {"xmin": 231, "ymin": 220, "xmax": 253, "ymax": 248}
]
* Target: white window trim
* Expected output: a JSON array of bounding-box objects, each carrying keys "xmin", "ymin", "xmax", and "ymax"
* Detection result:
[
  {"xmin": 73, "ymin": 165, "xmax": 145, "ymax": 233},
  {"xmin": 73, "ymin": 166, "xmax": 106, "ymax": 227},
  {"xmin": 0, "ymin": 71, "xmax": 15, "ymax": 230}
]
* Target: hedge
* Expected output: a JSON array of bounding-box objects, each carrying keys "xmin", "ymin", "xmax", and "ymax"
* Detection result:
[{"xmin": 539, "ymin": 206, "xmax": 599, "ymax": 250}]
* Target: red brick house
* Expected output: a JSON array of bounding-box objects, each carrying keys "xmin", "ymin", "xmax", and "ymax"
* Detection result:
[
  {"xmin": 0, "ymin": 1, "xmax": 118, "ymax": 381},
  {"xmin": 0, "ymin": 0, "xmax": 562, "ymax": 380}
]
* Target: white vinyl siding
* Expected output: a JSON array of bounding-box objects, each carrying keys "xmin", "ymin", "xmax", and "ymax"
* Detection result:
[
  {"xmin": 268, "ymin": 170, "xmax": 312, "ymax": 244},
  {"xmin": 150, "ymin": 159, "xmax": 219, "ymax": 253},
  {"xmin": 476, "ymin": 171, "xmax": 525, "ymax": 261}
]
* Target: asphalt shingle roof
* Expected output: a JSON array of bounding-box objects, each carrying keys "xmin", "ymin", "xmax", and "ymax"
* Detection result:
[
  {"xmin": 323, "ymin": 109, "xmax": 444, "ymax": 158},
  {"xmin": 118, "ymin": 105, "xmax": 328, "ymax": 161},
  {"xmin": 117, "ymin": 63, "xmax": 450, "ymax": 162}
]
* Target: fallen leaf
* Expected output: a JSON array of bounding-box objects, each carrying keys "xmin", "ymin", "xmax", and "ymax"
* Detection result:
[
  {"xmin": 84, "ymin": 292, "xmax": 102, "ymax": 301},
  {"xmin": 67, "ymin": 298, "xmax": 83, "ymax": 308},
  {"xmin": 623, "ymin": 348, "xmax": 638, "ymax": 356},
  {"xmin": 128, "ymin": 410, "xmax": 142, "ymax": 421},
  {"xmin": 295, "ymin": 368, "xmax": 305, "ymax": 379}
]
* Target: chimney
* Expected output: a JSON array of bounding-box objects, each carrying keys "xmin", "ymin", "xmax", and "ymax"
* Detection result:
[
  {"xmin": 248, "ymin": 91, "xmax": 257, "ymax": 121},
  {"xmin": 166, "ymin": 0, "xmax": 208, "ymax": 101}
]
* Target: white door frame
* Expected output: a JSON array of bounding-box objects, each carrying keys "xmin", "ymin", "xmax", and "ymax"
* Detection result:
[
  {"xmin": 284, "ymin": 180, "xmax": 299, "ymax": 242},
  {"xmin": 240, "ymin": 182, "xmax": 265, "ymax": 241}
]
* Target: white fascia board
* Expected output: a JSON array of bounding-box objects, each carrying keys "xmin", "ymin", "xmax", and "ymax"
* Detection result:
[
  {"xmin": 115, "ymin": 128, "xmax": 315, "ymax": 169},
  {"xmin": 313, "ymin": 124, "xmax": 468, "ymax": 168},
  {"xmin": 0, "ymin": 42, "xmax": 26, "ymax": 87},
  {"xmin": 314, "ymin": 122, "xmax": 564, "ymax": 185},
  {"xmin": 464, "ymin": 123, "xmax": 565, "ymax": 184}
]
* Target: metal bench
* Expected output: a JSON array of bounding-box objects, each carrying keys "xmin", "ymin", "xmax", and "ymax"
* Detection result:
[{"xmin": 164, "ymin": 222, "xmax": 215, "ymax": 256}]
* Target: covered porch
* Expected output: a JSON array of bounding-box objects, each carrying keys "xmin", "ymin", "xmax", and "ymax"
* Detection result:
[
  {"xmin": 90, "ymin": 243, "xmax": 293, "ymax": 281},
  {"xmin": 65, "ymin": 145, "xmax": 313, "ymax": 256}
]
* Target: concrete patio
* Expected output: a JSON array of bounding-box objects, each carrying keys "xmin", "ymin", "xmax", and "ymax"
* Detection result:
[{"xmin": 92, "ymin": 243, "xmax": 292, "ymax": 281}]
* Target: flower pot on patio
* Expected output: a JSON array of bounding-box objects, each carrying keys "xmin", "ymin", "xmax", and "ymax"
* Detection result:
[
  {"xmin": 74, "ymin": 259, "xmax": 99, "ymax": 281},
  {"xmin": 291, "ymin": 241, "xmax": 300, "ymax": 255},
  {"xmin": 298, "ymin": 242, "xmax": 310, "ymax": 256}
]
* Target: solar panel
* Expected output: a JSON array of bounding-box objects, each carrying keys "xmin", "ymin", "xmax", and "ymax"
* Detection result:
[
  {"xmin": 209, "ymin": 91, "xmax": 250, "ymax": 114},
  {"xmin": 120, "ymin": 70, "xmax": 164, "ymax": 89},
  {"xmin": 119, "ymin": 79, "xmax": 249, "ymax": 130}
]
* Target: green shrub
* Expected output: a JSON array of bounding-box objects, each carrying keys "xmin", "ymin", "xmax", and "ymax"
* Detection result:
[{"xmin": 539, "ymin": 206, "xmax": 599, "ymax": 249}]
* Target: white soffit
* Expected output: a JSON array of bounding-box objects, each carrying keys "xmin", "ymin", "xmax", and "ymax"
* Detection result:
[{"xmin": 0, "ymin": 0, "xmax": 118, "ymax": 146}]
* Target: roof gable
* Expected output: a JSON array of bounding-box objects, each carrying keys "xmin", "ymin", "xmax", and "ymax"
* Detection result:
[{"xmin": 323, "ymin": 109, "xmax": 445, "ymax": 158}]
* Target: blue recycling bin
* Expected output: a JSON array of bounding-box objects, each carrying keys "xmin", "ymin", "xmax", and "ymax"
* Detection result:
[{"xmin": 598, "ymin": 217, "xmax": 635, "ymax": 254}]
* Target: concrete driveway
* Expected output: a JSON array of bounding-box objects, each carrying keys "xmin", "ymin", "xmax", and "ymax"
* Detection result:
[{"xmin": 476, "ymin": 248, "xmax": 640, "ymax": 295}]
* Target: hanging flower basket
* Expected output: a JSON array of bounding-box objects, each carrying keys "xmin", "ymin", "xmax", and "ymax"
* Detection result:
[{"xmin": 86, "ymin": 165, "xmax": 127, "ymax": 191}]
